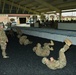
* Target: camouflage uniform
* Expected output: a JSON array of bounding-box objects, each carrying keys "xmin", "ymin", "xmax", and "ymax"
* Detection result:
[
  {"xmin": 0, "ymin": 28, "xmax": 9, "ymax": 58},
  {"xmin": 15, "ymin": 27, "xmax": 23, "ymax": 38},
  {"xmin": 19, "ymin": 35, "xmax": 32, "ymax": 45},
  {"xmin": 33, "ymin": 43, "xmax": 53, "ymax": 57},
  {"xmin": 43, "ymin": 43, "xmax": 54, "ymax": 51},
  {"xmin": 19, "ymin": 35, "xmax": 27, "ymax": 45},
  {"xmin": 42, "ymin": 44, "xmax": 71, "ymax": 70},
  {"xmin": 24, "ymin": 39, "xmax": 32, "ymax": 45}
]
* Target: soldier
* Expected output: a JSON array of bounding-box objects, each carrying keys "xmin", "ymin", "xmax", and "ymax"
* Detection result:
[
  {"xmin": 43, "ymin": 40, "xmax": 54, "ymax": 51},
  {"xmin": 19, "ymin": 35, "xmax": 32, "ymax": 45},
  {"xmin": 24, "ymin": 39, "xmax": 32, "ymax": 45},
  {"xmin": 0, "ymin": 24, "xmax": 9, "ymax": 58},
  {"xmin": 33, "ymin": 41, "xmax": 54, "ymax": 57},
  {"xmin": 42, "ymin": 38, "xmax": 72, "ymax": 70},
  {"xmin": 15, "ymin": 28, "xmax": 31, "ymax": 45},
  {"xmin": 15, "ymin": 27, "xmax": 23, "ymax": 38},
  {"xmin": 19, "ymin": 35, "xmax": 27, "ymax": 45}
]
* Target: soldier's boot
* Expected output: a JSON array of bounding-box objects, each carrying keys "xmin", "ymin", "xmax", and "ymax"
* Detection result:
[
  {"xmin": 64, "ymin": 38, "xmax": 72, "ymax": 46},
  {"xmin": 50, "ymin": 40, "xmax": 54, "ymax": 46},
  {"xmin": 49, "ymin": 47, "xmax": 54, "ymax": 51},
  {"xmin": 2, "ymin": 49, "xmax": 9, "ymax": 58},
  {"xmin": 61, "ymin": 39, "xmax": 72, "ymax": 52}
]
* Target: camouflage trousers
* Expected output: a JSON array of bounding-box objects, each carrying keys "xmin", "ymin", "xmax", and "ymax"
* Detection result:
[
  {"xmin": 58, "ymin": 44, "xmax": 69, "ymax": 69},
  {"xmin": 59, "ymin": 44, "xmax": 69, "ymax": 61},
  {"xmin": 0, "ymin": 41, "xmax": 7, "ymax": 58}
]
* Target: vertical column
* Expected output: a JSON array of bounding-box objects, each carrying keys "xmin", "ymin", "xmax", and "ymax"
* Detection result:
[
  {"xmin": 59, "ymin": 10, "xmax": 62, "ymax": 21},
  {"xmin": 2, "ymin": 0, "xmax": 6, "ymax": 13}
]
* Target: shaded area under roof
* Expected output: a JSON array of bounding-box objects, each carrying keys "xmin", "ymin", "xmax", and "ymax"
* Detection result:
[{"xmin": 0, "ymin": 0, "xmax": 76, "ymax": 14}]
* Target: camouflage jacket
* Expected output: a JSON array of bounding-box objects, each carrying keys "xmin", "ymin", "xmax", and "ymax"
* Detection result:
[{"xmin": 0, "ymin": 29, "xmax": 8, "ymax": 42}]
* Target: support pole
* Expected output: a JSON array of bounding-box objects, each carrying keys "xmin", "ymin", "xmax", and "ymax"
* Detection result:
[{"xmin": 59, "ymin": 10, "xmax": 62, "ymax": 21}]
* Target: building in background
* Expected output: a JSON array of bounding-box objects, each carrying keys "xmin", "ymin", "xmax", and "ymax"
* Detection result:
[
  {"xmin": 0, "ymin": 14, "xmax": 9, "ymax": 24},
  {"xmin": 0, "ymin": 14, "xmax": 31, "ymax": 25},
  {"xmin": 0, "ymin": 12, "xmax": 76, "ymax": 25}
]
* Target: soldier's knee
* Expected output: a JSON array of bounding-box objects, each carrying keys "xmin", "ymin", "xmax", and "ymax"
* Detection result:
[
  {"xmin": 60, "ymin": 48, "xmax": 65, "ymax": 52},
  {"xmin": 1, "ymin": 45, "xmax": 6, "ymax": 50}
]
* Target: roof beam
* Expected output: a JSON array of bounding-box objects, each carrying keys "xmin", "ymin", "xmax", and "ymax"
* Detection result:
[
  {"xmin": 16, "ymin": 0, "xmax": 25, "ymax": 14},
  {"xmin": 10, "ymin": 0, "xmax": 14, "ymax": 13},
  {"xmin": 38, "ymin": 9, "xmax": 52, "ymax": 14},
  {"xmin": 16, "ymin": 4, "xmax": 20, "ymax": 13},
  {"xmin": 35, "ymin": 0, "xmax": 60, "ymax": 12},
  {"xmin": 57, "ymin": 1, "xmax": 76, "ymax": 8},
  {"xmin": 2, "ymin": 0, "xmax": 6, "ymax": 13},
  {"xmin": 18, "ymin": 0, "xmax": 25, "ymax": 4},
  {"xmin": 37, "ymin": 8, "xmax": 49, "ymax": 11},
  {"xmin": 25, "ymin": 2, "xmax": 37, "ymax": 7},
  {"xmin": 51, "ymin": 0, "xmax": 63, "ymax": 5},
  {"xmin": 2, "ymin": 0, "xmax": 40, "ymax": 14},
  {"xmin": 60, "ymin": 6, "xmax": 76, "ymax": 10},
  {"xmin": 22, "ymin": 7, "xmax": 25, "ymax": 14}
]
